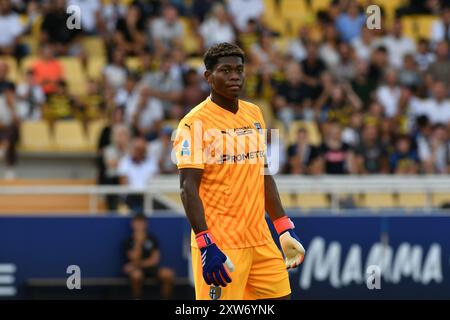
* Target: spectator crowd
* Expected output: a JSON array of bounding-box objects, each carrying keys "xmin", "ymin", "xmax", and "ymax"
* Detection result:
[{"xmin": 0, "ymin": 0, "xmax": 450, "ymax": 188}]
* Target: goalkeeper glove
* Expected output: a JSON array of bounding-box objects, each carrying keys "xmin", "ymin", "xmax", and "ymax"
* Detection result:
[
  {"xmin": 196, "ymin": 230, "xmax": 234, "ymax": 287},
  {"xmin": 273, "ymin": 216, "xmax": 306, "ymax": 269}
]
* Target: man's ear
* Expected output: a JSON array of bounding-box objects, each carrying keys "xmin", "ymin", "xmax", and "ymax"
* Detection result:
[{"xmin": 204, "ymin": 69, "xmax": 212, "ymax": 84}]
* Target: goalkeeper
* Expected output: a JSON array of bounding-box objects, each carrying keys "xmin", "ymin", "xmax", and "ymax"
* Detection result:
[{"xmin": 174, "ymin": 43, "xmax": 305, "ymax": 300}]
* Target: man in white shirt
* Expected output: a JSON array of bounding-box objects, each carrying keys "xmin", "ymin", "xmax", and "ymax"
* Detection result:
[
  {"xmin": 0, "ymin": 0, "xmax": 24, "ymax": 55},
  {"xmin": 376, "ymin": 69, "xmax": 401, "ymax": 118},
  {"xmin": 227, "ymin": 0, "xmax": 264, "ymax": 32},
  {"xmin": 118, "ymin": 137, "xmax": 159, "ymax": 211},
  {"xmin": 199, "ymin": 3, "xmax": 235, "ymax": 49},
  {"xmin": 381, "ymin": 19, "xmax": 416, "ymax": 69},
  {"xmin": 431, "ymin": 6, "xmax": 450, "ymax": 45},
  {"xmin": 425, "ymin": 81, "xmax": 450, "ymax": 125}
]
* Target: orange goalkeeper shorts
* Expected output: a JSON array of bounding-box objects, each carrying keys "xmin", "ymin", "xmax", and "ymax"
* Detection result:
[{"xmin": 191, "ymin": 240, "xmax": 291, "ymax": 300}]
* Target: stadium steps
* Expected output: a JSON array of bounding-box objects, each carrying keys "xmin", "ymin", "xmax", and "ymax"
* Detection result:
[{"xmin": 0, "ymin": 179, "xmax": 106, "ymax": 215}]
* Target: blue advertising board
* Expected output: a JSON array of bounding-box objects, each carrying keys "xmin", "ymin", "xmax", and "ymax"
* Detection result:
[{"xmin": 0, "ymin": 213, "xmax": 449, "ymax": 299}]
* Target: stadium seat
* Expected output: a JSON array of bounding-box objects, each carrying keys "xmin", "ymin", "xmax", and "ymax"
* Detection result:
[
  {"xmin": 432, "ymin": 193, "xmax": 450, "ymax": 208},
  {"xmin": 253, "ymin": 99, "xmax": 274, "ymax": 127},
  {"xmin": 296, "ymin": 193, "xmax": 329, "ymax": 210},
  {"xmin": 87, "ymin": 56, "xmax": 107, "ymax": 80},
  {"xmin": 126, "ymin": 57, "xmax": 142, "ymax": 73},
  {"xmin": 87, "ymin": 119, "xmax": 108, "ymax": 149},
  {"xmin": 397, "ymin": 193, "xmax": 427, "ymax": 209},
  {"xmin": 280, "ymin": 193, "xmax": 295, "ymax": 208},
  {"xmin": 289, "ymin": 121, "xmax": 322, "ymax": 146},
  {"xmin": 53, "ymin": 120, "xmax": 90, "ymax": 151},
  {"xmin": 310, "ymin": 0, "xmax": 332, "ymax": 14},
  {"xmin": 362, "ymin": 193, "xmax": 397, "ymax": 209},
  {"xmin": 401, "ymin": 15, "xmax": 438, "ymax": 41},
  {"xmin": 19, "ymin": 120, "xmax": 54, "ymax": 151},
  {"xmin": 59, "ymin": 57, "xmax": 87, "ymax": 96},
  {"xmin": 82, "ymin": 36, "xmax": 106, "ymax": 57},
  {"xmin": 0, "ymin": 56, "xmax": 19, "ymax": 82}
]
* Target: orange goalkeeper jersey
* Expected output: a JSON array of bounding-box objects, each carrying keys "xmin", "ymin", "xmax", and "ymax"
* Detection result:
[{"xmin": 174, "ymin": 97, "xmax": 273, "ymax": 249}]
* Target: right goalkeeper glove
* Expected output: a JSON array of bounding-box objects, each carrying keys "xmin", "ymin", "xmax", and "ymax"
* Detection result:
[{"xmin": 196, "ymin": 230, "xmax": 234, "ymax": 287}]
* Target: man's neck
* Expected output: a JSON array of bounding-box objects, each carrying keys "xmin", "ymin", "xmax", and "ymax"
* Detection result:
[{"xmin": 210, "ymin": 91, "xmax": 239, "ymax": 113}]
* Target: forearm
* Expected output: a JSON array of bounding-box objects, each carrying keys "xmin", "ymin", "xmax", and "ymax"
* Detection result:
[
  {"xmin": 264, "ymin": 174, "xmax": 286, "ymax": 222},
  {"xmin": 180, "ymin": 178, "xmax": 208, "ymax": 234}
]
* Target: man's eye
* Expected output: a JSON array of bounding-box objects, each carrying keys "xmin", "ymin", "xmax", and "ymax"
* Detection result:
[{"xmin": 223, "ymin": 69, "xmax": 230, "ymax": 74}]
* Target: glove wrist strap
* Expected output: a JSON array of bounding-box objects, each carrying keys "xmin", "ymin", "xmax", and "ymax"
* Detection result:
[
  {"xmin": 195, "ymin": 230, "xmax": 215, "ymax": 249},
  {"xmin": 273, "ymin": 216, "xmax": 295, "ymax": 235}
]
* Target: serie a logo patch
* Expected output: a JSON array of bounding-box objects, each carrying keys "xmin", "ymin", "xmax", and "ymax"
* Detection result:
[
  {"xmin": 181, "ymin": 139, "xmax": 191, "ymax": 156},
  {"xmin": 209, "ymin": 285, "xmax": 221, "ymax": 300}
]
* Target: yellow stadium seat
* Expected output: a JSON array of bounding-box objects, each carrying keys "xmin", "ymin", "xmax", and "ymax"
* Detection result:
[
  {"xmin": 19, "ymin": 121, "xmax": 54, "ymax": 151},
  {"xmin": 59, "ymin": 57, "xmax": 87, "ymax": 96},
  {"xmin": 289, "ymin": 121, "xmax": 322, "ymax": 146},
  {"xmin": 87, "ymin": 119, "xmax": 107, "ymax": 149},
  {"xmin": 186, "ymin": 57, "xmax": 204, "ymax": 70},
  {"xmin": 280, "ymin": 193, "xmax": 295, "ymax": 208},
  {"xmin": 432, "ymin": 193, "xmax": 450, "ymax": 208},
  {"xmin": 296, "ymin": 193, "xmax": 329, "ymax": 209},
  {"xmin": 397, "ymin": 193, "xmax": 427, "ymax": 209},
  {"xmin": 53, "ymin": 120, "xmax": 90, "ymax": 151},
  {"xmin": 310, "ymin": 0, "xmax": 332, "ymax": 13},
  {"xmin": 82, "ymin": 36, "xmax": 106, "ymax": 57},
  {"xmin": 0, "ymin": 56, "xmax": 19, "ymax": 82},
  {"xmin": 87, "ymin": 56, "xmax": 107, "ymax": 80},
  {"xmin": 253, "ymin": 99, "xmax": 274, "ymax": 127},
  {"xmin": 126, "ymin": 57, "xmax": 142, "ymax": 73},
  {"xmin": 270, "ymin": 119, "xmax": 288, "ymax": 142},
  {"xmin": 362, "ymin": 193, "xmax": 397, "ymax": 209}
]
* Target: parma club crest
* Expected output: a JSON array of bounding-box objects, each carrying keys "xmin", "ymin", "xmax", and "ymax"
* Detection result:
[{"xmin": 209, "ymin": 285, "xmax": 222, "ymax": 300}]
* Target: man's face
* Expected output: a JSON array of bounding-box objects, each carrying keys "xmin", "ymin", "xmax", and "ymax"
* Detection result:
[
  {"xmin": 131, "ymin": 139, "xmax": 147, "ymax": 162},
  {"xmin": 206, "ymin": 56, "xmax": 244, "ymax": 100}
]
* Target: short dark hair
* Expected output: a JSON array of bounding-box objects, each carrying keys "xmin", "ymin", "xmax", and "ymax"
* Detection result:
[{"xmin": 203, "ymin": 42, "xmax": 245, "ymax": 71}]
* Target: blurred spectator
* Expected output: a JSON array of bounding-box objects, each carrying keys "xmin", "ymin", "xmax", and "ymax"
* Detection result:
[
  {"xmin": 415, "ymin": 38, "xmax": 436, "ymax": 72},
  {"xmin": 351, "ymin": 27, "xmax": 379, "ymax": 63},
  {"xmin": 316, "ymin": 121, "xmax": 356, "ymax": 174},
  {"xmin": 398, "ymin": 54, "xmax": 422, "ymax": 87},
  {"xmin": 199, "ymin": 3, "xmax": 235, "ymax": 49},
  {"xmin": 316, "ymin": 81, "xmax": 362, "ymax": 126},
  {"xmin": 368, "ymin": 46, "xmax": 389, "ymax": 85},
  {"xmin": 127, "ymin": 85, "xmax": 164, "ymax": 141},
  {"xmin": 41, "ymin": 0, "xmax": 81, "ymax": 56},
  {"xmin": 331, "ymin": 42, "xmax": 356, "ymax": 81},
  {"xmin": 342, "ymin": 110, "xmax": 363, "ymax": 147},
  {"xmin": 123, "ymin": 213, "xmax": 175, "ymax": 299},
  {"xmin": 141, "ymin": 53, "xmax": 183, "ymax": 113},
  {"xmin": 115, "ymin": 72, "xmax": 140, "ymax": 108},
  {"xmin": 103, "ymin": 49, "xmax": 129, "ymax": 90},
  {"xmin": 389, "ymin": 135, "xmax": 420, "ymax": 174},
  {"xmin": 424, "ymin": 81, "xmax": 450, "ymax": 125},
  {"xmin": 0, "ymin": 61, "xmax": 19, "ymax": 179},
  {"xmin": 32, "ymin": 44, "xmax": 65, "ymax": 95},
  {"xmin": 376, "ymin": 69, "xmax": 401, "ymax": 119},
  {"xmin": 335, "ymin": 1, "xmax": 365, "ymax": 43},
  {"xmin": 68, "ymin": 0, "xmax": 101, "ymax": 35},
  {"xmin": 191, "ymin": 0, "xmax": 219, "ymax": 24},
  {"xmin": 381, "ymin": 19, "xmax": 416, "ymax": 69},
  {"xmin": 100, "ymin": 0, "xmax": 128, "ymax": 35},
  {"xmin": 319, "ymin": 23, "xmax": 341, "ymax": 69},
  {"xmin": 149, "ymin": 4, "xmax": 184, "ymax": 54},
  {"xmin": 181, "ymin": 69, "xmax": 208, "ymax": 112},
  {"xmin": 426, "ymin": 41, "xmax": 450, "ymax": 87},
  {"xmin": 287, "ymin": 26, "xmax": 310, "ymax": 63},
  {"xmin": 16, "ymin": 69, "xmax": 46, "ymax": 120},
  {"xmin": 148, "ymin": 126, "xmax": 177, "ymax": 174},
  {"xmin": 301, "ymin": 41, "xmax": 326, "ymax": 97},
  {"xmin": 0, "ymin": 0, "xmax": 25, "ymax": 59},
  {"xmin": 355, "ymin": 123, "xmax": 389, "ymax": 174},
  {"xmin": 250, "ymin": 32, "xmax": 282, "ymax": 74},
  {"xmin": 112, "ymin": 4, "xmax": 146, "ymax": 57},
  {"xmin": 102, "ymin": 124, "xmax": 131, "ymax": 210},
  {"xmin": 351, "ymin": 60, "xmax": 377, "ymax": 107},
  {"xmin": 73, "ymin": 79, "xmax": 105, "ymax": 124},
  {"xmin": 272, "ymin": 61, "xmax": 312, "ymax": 126},
  {"xmin": 43, "ymin": 80, "xmax": 75, "ymax": 121},
  {"xmin": 420, "ymin": 124, "xmax": 450, "ymax": 174},
  {"xmin": 227, "ymin": 0, "xmax": 264, "ymax": 32},
  {"xmin": 287, "ymin": 127, "xmax": 320, "ymax": 175},
  {"xmin": 431, "ymin": 5, "xmax": 450, "ymax": 44},
  {"xmin": 118, "ymin": 137, "xmax": 159, "ymax": 212}
]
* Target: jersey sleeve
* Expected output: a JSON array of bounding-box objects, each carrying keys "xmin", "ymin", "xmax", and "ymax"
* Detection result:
[{"xmin": 173, "ymin": 115, "xmax": 205, "ymax": 170}]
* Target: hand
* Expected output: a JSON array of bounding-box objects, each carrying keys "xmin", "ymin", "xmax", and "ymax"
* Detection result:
[
  {"xmin": 273, "ymin": 216, "xmax": 306, "ymax": 269},
  {"xmin": 196, "ymin": 231, "xmax": 234, "ymax": 287},
  {"xmin": 279, "ymin": 229, "xmax": 305, "ymax": 269}
]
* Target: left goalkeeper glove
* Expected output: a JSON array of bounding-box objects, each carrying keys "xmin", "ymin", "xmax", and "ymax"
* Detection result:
[{"xmin": 273, "ymin": 216, "xmax": 306, "ymax": 269}]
